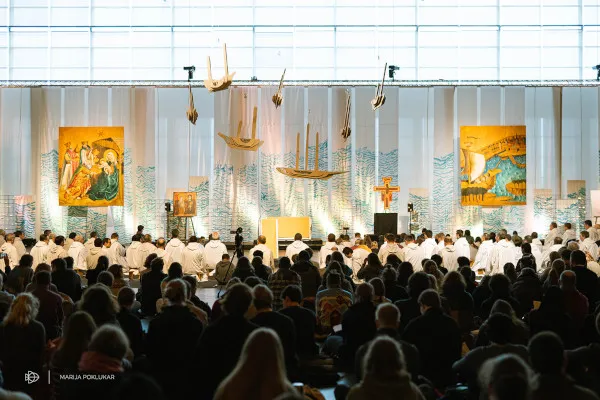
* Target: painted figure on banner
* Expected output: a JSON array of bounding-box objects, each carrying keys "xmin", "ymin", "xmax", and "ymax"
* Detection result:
[
  {"xmin": 173, "ymin": 192, "xmax": 197, "ymax": 217},
  {"xmin": 58, "ymin": 127, "xmax": 124, "ymax": 207},
  {"xmin": 459, "ymin": 125, "xmax": 526, "ymax": 206}
]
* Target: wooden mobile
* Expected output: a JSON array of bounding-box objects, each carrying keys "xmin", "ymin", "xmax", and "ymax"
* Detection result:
[
  {"xmin": 218, "ymin": 106, "xmax": 264, "ymax": 151},
  {"xmin": 340, "ymin": 91, "xmax": 351, "ymax": 140},
  {"xmin": 186, "ymin": 84, "xmax": 199, "ymax": 125},
  {"xmin": 371, "ymin": 63, "xmax": 387, "ymax": 111},
  {"xmin": 204, "ymin": 44, "xmax": 235, "ymax": 93},
  {"xmin": 272, "ymin": 68, "xmax": 286, "ymax": 108}
]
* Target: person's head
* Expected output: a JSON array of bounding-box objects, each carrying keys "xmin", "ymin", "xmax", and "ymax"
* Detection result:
[
  {"xmin": 521, "ymin": 242, "xmax": 532, "ymax": 255},
  {"xmin": 92, "ymin": 238, "xmax": 102, "ymax": 249},
  {"xmin": 550, "ymin": 221, "xmax": 558, "ymax": 230},
  {"xmin": 243, "ymin": 276, "xmax": 261, "ymax": 288},
  {"xmin": 459, "ymin": 266, "xmax": 474, "ymax": 284},
  {"xmin": 490, "ymin": 299, "xmax": 516, "ymax": 318},
  {"xmin": 559, "ymin": 270, "xmax": 577, "ymax": 292},
  {"xmin": 375, "ymin": 303, "xmax": 400, "ymax": 330},
  {"xmin": 48, "ymin": 233, "xmax": 56, "ymax": 241},
  {"xmin": 326, "ymin": 272, "xmax": 342, "ymax": 289},
  {"xmin": 102, "ymin": 238, "xmax": 111, "ymax": 248},
  {"xmin": 369, "ymin": 277, "xmax": 385, "ymax": 298},
  {"xmin": 456, "ymin": 229, "xmax": 464, "ymax": 238},
  {"xmin": 97, "ymin": 271, "xmax": 114, "ymax": 288},
  {"xmin": 68, "ymin": 232, "xmax": 77, "ymax": 240},
  {"xmin": 407, "ymin": 271, "xmax": 430, "ymax": 299},
  {"xmin": 64, "ymin": 256, "xmax": 74, "ymax": 269},
  {"xmin": 220, "ymin": 253, "xmax": 230, "ymax": 262},
  {"xmin": 54, "ymin": 311, "xmax": 97, "ymax": 368},
  {"xmin": 137, "ymin": 225, "xmax": 144, "ymax": 233},
  {"xmin": 171, "ymin": 229, "xmax": 179, "ymax": 239},
  {"xmin": 362, "ymin": 336, "xmax": 408, "ymax": 381},
  {"xmin": 35, "ymin": 271, "xmax": 51, "ymax": 287},
  {"xmin": 529, "ymin": 331, "xmax": 565, "ymax": 375},
  {"xmin": 354, "ymin": 282, "xmax": 374, "ymax": 303},
  {"xmin": 14, "ymin": 230, "xmax": 23, "ymax": 239},
  {"xmin": 79, "ymin": 284, "xmax": 119, "ymax": 326},
  {"xmin": 253, "ymin": 284, "xmax": 274, "ymax": 311},
  {"xmin": 150, "ymin": 257, "xmax": 164, "ymax": 272},
  {"xmin": 257, "ymin": 235, "xmax": 266, "ymax": 245},
  {"xmin": 54, "ymin": 235, "xmax": 65, "ymax": 247},
  {"xmin": 156, "ymin": 238, "xmax": 166, "ymax": 249},
  {"xmin": 486, "ymin": 313, "xmax": 514, "ymax": 345},
  {"xmin": 563, "ymin": 222, "xmax": 572, "ymax": 231},
  {"xmin": 222, "ymin": 283, "xmax": 253, "ymax": 316},
  {"xmin": 551, "ymin": 259, "xmax": 566, "ymax": 278},
  {"xmin": 418, "ymin": 289, "xmax": 441, "ymax": 314},
  {"xmin": 381, "ymin": 266, "xmax": 398, "ymax": 284},
  {"xmin": 330, "ymin": 251, "xmax": 346, "ymax": 267},
  {"xmin": 366, "ymin": 253, "xmax": 383, "ymax": 270},
  {"xmin": 385, "ymin": 233, "xmax": 395, "ymax": 243},
  {"xmin": 503, "ymin": 263, "xmax": 517, "ymax": 280},
  {"xmin": 580, "ymin": 230, "xmax": 590, "ymax": 242},
  {"xmin": 423, "ymin": 260, "xmax": 440, "ymax": 277},
  {"xmin": 89, "ymin": 231, "xmax": 98, "ymax": 239},
  {"xmin": 326, "ymin": 233, "xmax": 336, "ymax": 243},
  {"xmin": 441, "ymin": 270, "xmax": 466, "ymax": 294},
  {"xmin": 489, "ymin": 273, "xmax": 511, "ymax": 296},
  {"xmin": 167, "ymin": 262, "xmax": 183, "ymax": 280},
  {"xmin": 164, "ymin": 279, "xmax": 188, "ymax": 306},
  {"xmin": 110, "ymin": 233, "xmax": 119, "ymax": 241},
  {"xmin": 585, "ymin": 220, "xmax": 593, "ymax": 229},
  {"xmin": 19, "ymin": 254, "xmax": 33, "ymax": 268},
  {"xmin": 251, "ymin": 256, "xmax": 263, "ymax": 269},
  {"xmin": 548, "ymin": 251, "xmax": 561, "ymax": 267},
  {"xmin": 342, "ymin": 247, "xmax": 353, "ymax": 258},
  {"xmin": 108, "ymin": 264, "xmax": 124, "ymax": 280},
  {"xmin": 454, "ymin": 256, "xmax": 469, "ymax": 269},
  {"xmin": 35, "ymin": 263, "xmax": 51, "ymax": 274},
  {"xmin": 117, "ymin": 287, "xmax": 136, "ymax": 310},
  {"xmin": 480, "ymin": 355, "xmax": 532, "ymax": 400},
  {"xmin": 4, "ymin": 292, "xmax": 39, "ymax": 326},
  {"xmin": 278, "ymin": 256, "xmax": 291, "ymax": 270},
  {"xmin": 87, "ymin": 325, "xmax": 129, "ymax": 363},
  {"xmin": 293, "ymin": 233, "xmax": 303, "ymax": 242},
  {"xmin": 187, "ymin": 235, "xmax": 197, "ymax": 244},
  {"xmin": 281, "ymin": 285, "xmax": 302, "ymax": 308},
  {"xmin": 570, "ymin": 250, "xmax": 587, "ymax": 268},
  {"xmin": 51, "ymin": 257, "xmax": 67, "ymax": 272},
  {"xmin": 404, "ymin": 234, "xmax": 415, "ymax": 243}
]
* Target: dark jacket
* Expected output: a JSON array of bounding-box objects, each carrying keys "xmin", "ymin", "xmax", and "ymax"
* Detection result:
[
  {"xmin": 252, "ymin": 311, "xmax": 297, "ymax": 373},
  {"xmin": 32, "ymin": 285, "xmax": 64, "ymax": 340},
  {"xmin": 357, "ymin": 264, "xmax": 382, "ymax": 282},
  {"xmin": 6, "ymin": 266, "xmax": 34, "ymax": 294},
  {"xmin": 402, "ymin": 308, "xmax": 462, "ymax": 389},
  {"xmin": 51, "ymin": 269, "xmax": 82, "ymax": 302},
  {"xmin": 394, "ymin": 297, "xmax": 421, "ymax": 333},
  {"xmin": 442, "ymin": 284, "xmax": 475, "ymax": 333},
  {"xmin": 254, "ymin": 263, "xmax": 273, "ymax": 283},
  {"xmin": 516, "ymin": 253, "xmax": 538, "ymax": 272},
  {"xmin": 572, "ymin": 266, "xmax": 599, "ymax": 305},
  {"xmin": 86, "ymin": 267, "xmax": 106, "ymax": 286},
  {"xmin": 140, "ymin": 269, "xmax": 167, "ymax": 316},
  {"xmin": 280, "ymin": 305, "xmax": 318, "ymax": 357},
  {"xmin": 146, "ymin": 305, "xmax": 204, "ymax": 399},
  {"xmin": 472, "ymin": 284, "xmax": 492, "ymax": 316},
  {"xmin": 117, "ymin": 308, "xmax": 144, "ymax": 357},
  {"xmin": 511, "ymin": 269, "xmax": 543, "ymax": 313},
  {"xmin": 231, "ymin": 265, "xmax": 256, "ymax": 282},
  {"xmin": 532, "ymin": 373, "xmax": 599, "ymax": 400},
  {"xmin": 291, "ymin": 260, "xmax": 322, "ymax": 298},
  {"xmin": 339, "ymin": 302, "xmax": 377, "ymax": 370},
  {"xmin": 476, "ymin": 317, "xmax": 530, "ymax": 347},
  {"xmin": 480, "ymin": 294, "xmax": 523, "ymax": 319},
  {"xmin": 527, "ymin": 308, "xmax": 576, "ymax": 349},
  {"xmin": 196, "ymin": 315, "xmax": 258, "ymax": 400},
  {"xmin": 384, "ymin": 282, "xmax": 409, "ymax": 303},
  {"xmin": 568, "ymin": 343, "xmax": 600, "ymax": 397}
]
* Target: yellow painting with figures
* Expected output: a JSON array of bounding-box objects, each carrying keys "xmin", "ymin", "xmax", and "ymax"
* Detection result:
[
  {"xmin": 460, "ymin": 126, "xmax": 526, "ymax": 206},
  {"xmin": 173, "ymin": 192, "xmax": 197, "ymax": 217},
  {"xmin": 58, "ymin": 126, "xmax": 124, "ymax": 207}
]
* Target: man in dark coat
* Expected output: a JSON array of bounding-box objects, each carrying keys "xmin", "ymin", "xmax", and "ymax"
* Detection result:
[
  {"xmin": 571, "ymin": 250, "xmax": 599, "ymax": 306},
  {"xmin": 140, "ymin": 258, "xmax": 167, "ymax": 316}
]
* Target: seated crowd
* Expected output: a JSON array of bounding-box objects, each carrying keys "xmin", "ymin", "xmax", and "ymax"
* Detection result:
[{"xmin": 1, "ymin": 222, "xmax": 600, "ymax": 399}]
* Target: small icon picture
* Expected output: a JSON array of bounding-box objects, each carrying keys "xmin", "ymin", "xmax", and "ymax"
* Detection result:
[{"xmin": 25, "ymin": 371, "xmax": 39, "ymax": 384}]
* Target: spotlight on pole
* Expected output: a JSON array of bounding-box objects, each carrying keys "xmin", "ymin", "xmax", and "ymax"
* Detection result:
[
  {"xmin": 388, "ymin": 65, "xmax": 400, "ymax": 80},
  {"xmin": 183, "ymin": 66, "xmax": 195, "ymax": 81},
  {"xmin": 593, "ymin": 65, "xmax": 600, "ymax": 81}
]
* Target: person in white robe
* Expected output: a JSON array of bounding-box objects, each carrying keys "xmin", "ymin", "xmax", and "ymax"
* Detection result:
[
  {"xmin": 64, "ymin": 233, "xmax": 76, "ymax": 253},
  {"xmin": 107, "ymin": 233, "xmax": 128, "ymax": 272},
  {"xmin": 249, "ymin": 235, "xmax": 275, "ymax": 269},
  {"xmin": 540, "ymin": 237, "xmax": 565, "ymax": 270},
  {"xmin": 401, "ymin": 234, "xmax": 423, "ymax": 272},
  {"xmin": 454, "ymin": 230, "xmax": 470, "ymax": 259},
  {"xmin": 203, "ymin": 232, "xmax": 228, "ymax": 274},
  {"xmin": 151, "ymin": 238, "xmax": 170, "ymax": 273},
  {"xmin": 319, "ymin": 233, "xmax": 338, "ymax": 269},
  {"xmin": 165, "ymin": 229, "xmax": 185, "ymax": 269},
  {"xmin": 352, "ymin": 240, "xmax": 371, "ymax": 269},
  {"xmin": 434, "ymin": 233, "xmax": 446, "ymax": 256},
  {"xmin": 524, "ymin": 234, "xmax": 543, "ymax": 270},
  {"xmin": 562, "ymin": 223, "xmax": 577, "ymax": 245},
  {"xmin": 350, "ymin": 233, "xmax": 362, "ymax": 247},
  {"xmin": 30, "ymin": 234, "xmax": 50, "ymax": 270},
  {"xmin": 84, "ymin": 232, "xmax": 98, "ymax": 253},
  {"xmin": 420, "ymin": 230, "xmax": 437, "ymax": 260},
  {"xmin": 181, "ymin": 236, "xmax": 204, "ymax": 276},
  {"xmin": 285, "ymin": 233, "xmax": 310, "ymax": 260},
  {"xmin": 13, "ymin": 231, "xmax": 26, "ymax": 259},
  {"xmin": 86, "ymin": 239, "xmax": 105, "ymax": 270},
  {"xmin": 489, "ymin": 234, "xmax": 517, "ymax": 275},
  {"xmin": 137, "ymin": 234, "xmax": 157, "ymax": 273},
  {"xmin": 543, "ymin": 222, "xmax": 561, "ymax": 250},
  {"xmin": 379, "ymin": 233, "xmax": 403, "ymax": 265},
  {"xmin": 580, "ymin": 230, "xmax": 599, "ymax": 261},
  {"xmin": 67, "ymin": 235, "xmax": 87, "ymax": 271},
  {"xmin": 0, "ymin": 234, "xmax": 19, "ymax": 272},
  {"xmin": 47, "ymin": 233, "xmax": 57, "ymax": 252},
  {"xmin": 472, "ymin": 233, "xmax": 494, "ymax": 272},
  {"xmin": 440, "ymin": 237, "xmax": 459, "ymax": 272},
  {"xmin": 530, "ymin": 232, "xmax": 544, "ymax": 255},
  {"xmin": 584, "ymin": 220, "xmax": 599, "ymax": 243},
  {"xmin": 46, "ymin": 235, "xmax": 68, "ymax": 264},
  {"xmin": 126, "ymin": 234, "xmax": 143, "ymax": 275}
]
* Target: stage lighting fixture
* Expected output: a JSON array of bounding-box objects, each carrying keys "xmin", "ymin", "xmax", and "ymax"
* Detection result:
[
  {"xmin": 165, "ymin": 202, "xmax": 171, "ymax": 213},
  {"xmin": 594, "ymin": 65, "xmax": 600, "ymax": 81},
  {"xmin": 183, "ymin": 66, "xmax": 195, "ymax": 81},
  {"xmin": 407, "ymin": 203, "xmax": 413, "ymax": 212},
  {"xmin": 388, "ymin": 65, "xmax": 400, "ymax": 80}
]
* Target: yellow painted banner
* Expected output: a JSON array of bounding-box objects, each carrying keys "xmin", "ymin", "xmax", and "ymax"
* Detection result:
[
  {"xmin": 459, "ymin": 125, "xmax": 526, "ymax": 206},
  {"xmin": 58, "ymin": 126, "xmax": 124, "ymax": 207}
]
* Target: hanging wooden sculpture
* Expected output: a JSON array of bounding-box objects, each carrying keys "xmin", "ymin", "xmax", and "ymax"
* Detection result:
[
  {"xmin": 218, "ymin": 106, "xmax": 264, "ymax": 151},
  {"xmin": 276, "ymin": 123, "xmax": 348, "ymax": 180},
  {"xmin": 272, "ymin": 68, "xmax": 286, "ymax": 108},
  {"xmin": 186, "ymin": 85, "xmax": 199, "ymax": 125},
  {"xmin": 340, "ymin": 90, "xmax": 351, "ymax": 140},
  {"xmin": 371, "ymin": 63, "xmax": 387, "ymax": 111},
  {"xmin": 204, "ymin": 43, "xmax": 235, "ymax": 92}
]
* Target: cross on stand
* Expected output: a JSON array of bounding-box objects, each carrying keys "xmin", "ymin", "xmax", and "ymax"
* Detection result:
[{"xmin": 374, "ymin": 176, "xmax": 400, "ymax": 211}]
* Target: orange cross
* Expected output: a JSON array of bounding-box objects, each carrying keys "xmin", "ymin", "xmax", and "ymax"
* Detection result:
[{"xmin": 374, "ymin": 177, "xmax": 400, "ymax": 210}]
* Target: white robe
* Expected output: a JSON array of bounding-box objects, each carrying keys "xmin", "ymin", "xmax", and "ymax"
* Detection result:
[
  {"xmin": 203, "ymin": 240, "xmax": 228, "ymax": 270},
  {"xmin": 353, "ymin": 247, "xmax": 371, "ymax": 269},
  {"xmin": 86, "ymin": 247, "xmax": 104, "ymax": 270},
  {"xmin": 67, "ymin": 241, "xmax": 87, "ymax": 270},
  {"xmin": 531, "ymin": 238, "xmax": 544, "ymax": 256},
  {"xmin": 420, "ymin": 238, "xmax": 437, "ymax": 260},
  {"xmin": 285, "ymin": 240, "xmax": 310, "ymax": 260},
  {"xmin": 64, "ymin": 238, "xmax": 74, "ymax": 253},
  {"xmin": 581, "ymin": 238, "xmax": 599, "ymax": 261},
  {"xmin": 454, "ymin": 237, "xmax": 470, "ymax": 259},
  {"xmin": 126, "ymin": 241, "xmax": 142, "ymax": 271},
  {"xmin": 472, "ymin": 240, "xmax": 494, "ymax": 272},
  {"xmin": 490, "ymin": 240, "xmax": 516, "ymax": 275},
  {"xmin": 0, "ymin": 242, "xmax": 18, "ymax": 270},
  {"xmin": 587, "ymin": 261, "xmax": 600, "ymax": 277},
  {"xmin": 435, "ymin": 240, "xmax": 445, "ymax": 256},
  {"xmin": 30, "ymin": 241, "xmax": 49, "ymax": 269},
  {"xmin": 151, "ymin": 248, "xmax": 170, "ymax": 273},
  {"xmin": 588, "ymin": 227, "xmax": 599, "ymax": 242},
  {"xmin": 13, "ymin": 238, "xmax": 26, "ymax": 259},
  {"xmin": 379, "ymin": 243, "xmax": 402, "ymax": 265},
  {"xmin": 182, "ymin": 242, "xmax": 204, "ymax": 274},
  {"xmin": 46, "ymin": 245, "xmax": 67, "ymax": 264},
  {"xmin": 540, "ymin": 244, "xmax": 564, "ymax": 270},
  {"xmin": 319, "ymin": 242, "xmax": 338, "ymax": 269},
  {"xmin": 544, "ymin": 228, "xmax": 561, "ymax": 250},
  {"xmin": 249, "ymin": 243, "xmax": 275, "ymax": 268},
  {"xmin": 440, "ymin": 245, "xmax": 459, "ymax": 272},
  {"xmin": 84, "ymin": 238, "xmax": 96, "ymax": 253},
  {"xmin": 137, "ymin": 242, "xmax": 157, "ymax": 272},
  {"xmin": 108, "ymin": 239, "xmax": 128, "ymax": 271},
  {"xmin": 402, "ymin": 243, "xmax": 424, "ymax": 272},
  {"xmin": 531, "ymin": 243, "xmax": 543, "ymax": 271},
  {"xmin": 165, "ymin": 238, "xmax": 185, "ymax": 268},
  {"xmin": 562, "ymin": 229, "xmax": 577, "ymax": 245}
]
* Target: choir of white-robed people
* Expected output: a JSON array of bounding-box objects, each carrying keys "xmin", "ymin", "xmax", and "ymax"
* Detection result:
[
  {"xmin": 13, "ymin": 231, "xmax": 26, "ymax": 259},
  {"xmin": 544, "ymin": 222, "xmax": 561, "ymax": 250},
  {"xmin": 68, "ymin": 235, "xmax": 88, "ymax": 271},
  {"xmin": 378, "ymin": 233, "xmax": 402, "ymax": 265},
  {"xmin": 165, "ymin": 229, "xmax": 185, "ymax": 268},
  {"xmin": 0, "ymin": 233, "xmax": 18, "ymax": 271},
  {"xmin": 137, "ymin": 234, "xmax": 157, "ymax": 273},
  {"xmin": 472, "ymin": 232, "xmax": 495, "ymax": 272},
  {"xmin": 319, "ymin": 233, "xmax": 338, "ymax": 269},
  {"xmin": 84, "ymin": 231, "xmax": 98, "ymax": 253},
  {"xmin": 46, "ymin": 235, "xmax": 67, "ymax": 264},
  {"xmin": 86, "ymin": 238, "xmax": 105, "ymax": 270},
  {"xmin": 454, "ymin": 229, "xmax": 470, "ymax": 259},
  {"xmin": 440, "ymin": 236, "xmax": 459, "ymax": 272},
  {"xmin": 401, "ymin": 234, "xmax": 423, "ymax": 271},
  {"xmin": 203, "ymin": 232, "xmax": 228, "ymax": 278},
  {"xmin": 249, "ymin": 235, "xmax": 275, "ymax": 269},
  {"xmin": 285, "ymin": 233, "xmax": 309, "ymax": 260},
  {"xmin": 580, "ymin": 230, "xmax": 599, "ymax": 261},
  {"xmin": 126, "ymin": 234, "xmax": 142, "ymax": 275},
  {"xmin": 562, "ymin": 222, "xmax": 577, "ymax": 245},
  {"xmin": 30, "ymin": 234, "xmax": 50, "ymax": 269},
  {"xmin": 181, "ymin": 236, "xmax": 204, "ymax": 278},
  {"xmin": 489, "ymin": 233, "xmax": 517, "ymax": 275}
]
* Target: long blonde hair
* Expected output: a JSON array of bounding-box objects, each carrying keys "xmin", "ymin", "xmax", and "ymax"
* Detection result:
[
  {"xmin": 4, "ymin": 292, "xmax": 39, "ymax": 326},
  {"xmin": 214, "ymin": 328, "xmax": 293, "ymax": 400}
]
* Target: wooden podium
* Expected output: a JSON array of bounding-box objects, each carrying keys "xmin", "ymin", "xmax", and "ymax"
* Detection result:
[{"xmin": 260, "ymin": 217, "xmax": 312, "ymax": 258}]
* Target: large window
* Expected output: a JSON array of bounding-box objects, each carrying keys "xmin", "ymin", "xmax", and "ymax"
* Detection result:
[{"xmin": 0, "ymin": 1, "xmax": 597, "ymax": 82}]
